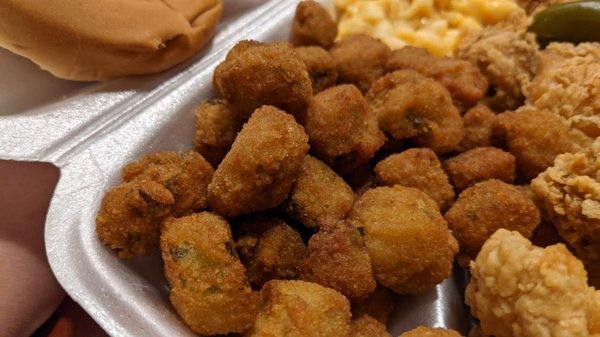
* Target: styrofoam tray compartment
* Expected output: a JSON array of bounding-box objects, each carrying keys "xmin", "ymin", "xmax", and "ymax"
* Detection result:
[{"xmin": 0, "ymin": 0, "xmax": 472, "ymax": 335}]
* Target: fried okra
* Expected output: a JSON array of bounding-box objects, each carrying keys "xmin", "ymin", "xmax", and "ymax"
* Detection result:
[
  {"xmin": 194, "ymin": 100, "xmax": 244, "ymax": 168},
  {"xmin": 374, "ymin": 148, "xmax": 455, "ymax": 211},
  {"xmin": 349, "ymin": 314, "xmax": 391, "ymax": 337},
  {"xmin": 445, "ymin": 180, "xmax": 540, "ymax": 264},
  {"xmin": 291, "ymin": 0, "xmax": 337, "ymax": 48},
  {"xmin": 399, "ymin": 327, "xmax": 463, "ymax": 337},
  {"xmin": 305, "ymin": 85, "xmax": 385, "ymax": 175},
  {"xmin": 457, "ymin": 104, "xmax": 497, "ymax": 152},
  {"xmin": 352, "ymin": 284, "xmax": 396, "ymax": 324},
  {"xmin": 160, "ymin": 212, "xmax": 258, "ymax": 335},
  {"xmin": 248, "ymin": 280, "xmax": 352, "ymax": 337},
  {"xmin": 349, "ymin": 186, "xmax": 458, "ymax": 294},
  {"xmin": 301, "ymin": 220, "xmax": 376, "ymax": 299},
  {"xmin": 330, "ymin": 34, "xmax": 391, "ymax": 92},
  {"xmin": 284, "ymin": 155, "xmax": 355, "ymax": 228},
  {"xmin": 444, "ymin": 147, "xmax": 516, "ymax": 191},
  {"xmin": 208, "ymin": 106, "xmax": 309, "ymax": 217},
  {"xmin": 295, "ymin": 46, "xmax": 338, "ymax": 93},
  {"xmin": 234, "ymin": 215, "xmax": 306, "ymax": 288},
  {"xmin": 213, "ymin": 41, "xmax": 312, "ymax": 119}
]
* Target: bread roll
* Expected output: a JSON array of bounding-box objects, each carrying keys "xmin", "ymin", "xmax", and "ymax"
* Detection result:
[{"xmin": 0, "ymin": 0, "xmax": 222, "ymax": 81}]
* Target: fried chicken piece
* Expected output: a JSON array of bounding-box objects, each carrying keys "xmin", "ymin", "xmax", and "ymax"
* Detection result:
[
  {"xmin": 445, "ymin": 180, "xmax": 540, "ymax": 264},
  {"xmin": 526, "ymin": 42, "xmax": 600, "ymax": 138},
  {"xmin": 351, "ymin": 284, "xmax": 396, "ymax": 325},
  {"xmin": 160, "ymin": 212, "xmax": 258, "ymax": 335},
  {"xmin": 349, "ymin": 185, "xmax": 458, "ymax": 294},
  {"xmin": 291, "ymin": 0, "xmax": 337, "ymax": 48},
  {"xmin": 208, "ymin": 106, "xmax": 309, "ymax": 217},
  {"xmin": 494, "ymin": 105, "xmax": 592, "ymax": 181},
  {"xmin": 399, "ymin": 326, "xmax": 463, "ymax": 337},
  {"xmin": 386, "ymin": 46, "xmax": 488, "ymax": 111},
  {"xmin": 295, "ymin": 46, "xmax": 338, "ymax": 93},
  {"xmin": 284, "ymin": 155, "xmax": 355, "ymax": 228},
  {"xmin": 248, "ymin": 280, "xmax": 352, "ymax": 337},
  {"xmin": 330, "ymin": 34, "xmax": 391, "ymax": 92},
  {"xmin": 444, "ymin": 147, "xmax": 515, "ymax": 191},
  {"xmin": 213, "ymin": 41, "xmax": 312, "ymax": 120},
  {"xmin": 466, "ymin": 229, "xmax": 600, "ymax": 337},
  {"xmin": 194, "ymin": 100, "xmax": 244, "ymax": 168},
  {"xmin": 349, "ymin": 314, "xmax": 391, "ymax": 337},
  {"xmin": 367, "ymin": 70, "xmax": 464, "ymax": 153},
  {"xmin": 375, "ymin": 148, "xmax": 455, "ymax": 211},
  {"xmin": 234, "ymin": 215, "xmax": 307, "ymax": 288},
  {"xmin": 457, "ymin": 104, "xmax": 497, "ymax": 152}
]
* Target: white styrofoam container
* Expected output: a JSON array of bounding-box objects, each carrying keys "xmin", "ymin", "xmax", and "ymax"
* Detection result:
[{"xmin": 0, "ymin": 1, "xmax": 472, "ymax": 335}]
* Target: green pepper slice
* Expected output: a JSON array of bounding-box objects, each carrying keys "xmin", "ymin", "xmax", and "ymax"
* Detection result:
[{"xmin": 529, "ymin": 1, "xmax": 600, "ymax": 45}]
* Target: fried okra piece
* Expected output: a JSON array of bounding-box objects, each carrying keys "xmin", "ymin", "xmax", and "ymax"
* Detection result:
[
  {"xmin": 284, "ymin": 155, "xmax": 355, "ymax": 228},
  {"xmin": 208, "ymin": 106, "xmax": 309, "ymax": 217},
  {"xmin": 445, "ymin": 180, "xmax": 540, "ymax": 264},
  {"xmin": 194, "ymin": 100, "xmax": 244, "ymax": 168},
  {"xmin": 349, "ymin": 186, "xmax": 459, "ymax": 294},
  {"xmin": 399, "ymin": 326, "xmax": 463, "ymax": 337},
  {"xmin": 234, "ymin": 215, "xmax": 307, "ymax": 288},
  {"xmin": 330, "ymin": 34, "xmax": 391, "ymax": 92},
  {"xmin": 96, "ymin": 181, "xmax": 174, "ymax": 258},
  {"xmin": 291, "ymin": 0, "xmax": 337, "ymax": 48},
  {"xmin": 123, "ymin": 151, "xmax": 213, "ymax": 216},
  {"xmin": 295, "ymin": 46, "xmax": 338, "ymax": 93},
  {"xmin": 352, "ymin": 284, "xmax": 396, "ymax": 324},
  {"xmin": 160, "ymin": 212, "xmax": 259, "ymax": 335},
  {"xmin": 305, "ymin": 85, "xmax": 385, "ymax": 175},
  {"xmin": 301, "ymin": 220, "xmax": 376, "ymax": 299},
  {"xmin": 444, "ymin": 147, "xmax": 516, "ymax": 191},
  {"xmin": 375, "ymin": 148, "xmax": 455, "ymax": 211},
  {"xmin": 213, "ymin": 41, "xmax": 312, "ymax": 119},
  {"xmin": 248, "ymin": 280, "xmax": 352, "ymax": 337},
  {"xmin": 457, "ymin": 104, "xmax": 497, "ymax": 152},
  {"xmin": 349, "ymin": 314, "xmax": 391, "ymax": 337}
]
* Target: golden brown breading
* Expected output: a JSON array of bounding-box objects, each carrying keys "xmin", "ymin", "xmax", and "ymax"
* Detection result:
[
  {"xmin": 375, "ymin": 148, "xmax": 455, "ymax": 211},
  {"xmin": 349, "ymin": 185, "xmax": 458, "ymax": 294},
  {"xmin": 248, "ymin": 280, "xmax": 352, "ymax": 337},
  {"xmin": 295, "ymin": 46, "xmax": 338, "ymax": 94},
  {"xmin": 367, "ymin": 70, "xmax": 464, "ymax": 153},
  {"xmin": 301, "ymin": 220, "xmax": 376, "ymax": 299},
  {"xmin": 234, "ymin": 215, "xmax": 307, "ymax": 288},
  {"xmin": 517, "ymin": 0, "xmax": 575, "ymax": 14},
  {"xmin": 457, "ymin": 104, "xmax": 497, "ymax": 152},
  {"xmin": 284, "ymin": 155, "xmax": 355, "ymax": 228},
  {"xmin": 351, "ymin": 284, "xmax": 396, "ymax": 325},
  {"xmin": 208, "ymin": 106, "xmax": 309, "ymax": 217},
  {"xmin": 330, "ymin": 34, "xmax": 391, "ymax": 92},
  {"xmin": 399, "ymin": 326, "xmax": 463, "ymax": 337},
  {"xmin": 386, "ymin": 46, "xmax": 488, "ymax": 111},
  {"xmin": 160, "ymin": 212, "xmax": 258, "ymax": 335},
  {"xmin": 305, "ymin": 84, "xmax": 385, "ymax": 175},
  {"xmin": 291, "ymin": 0, "xmax": 337, "ymax": 48},
  {"xmin": 194, "ymin": 100, "xmax": 244, "ymax": 168},
  {"xmin": 444, "ymin": 147, "xmax": 515, "ymax": 191},
  {"xmin": 349, "ymin": 314, "xmax": 391, "ymax": 337},
  {"xmin": 213, "ymin": 41, "xmax": 312, "ymax": 120},
  {"xmin": 96, "ymin": 181, "xmax": 174, "ymax": 258},
  {"xmin": 445, "ymin": 180, "xmax": 540, "ymax": 264}
]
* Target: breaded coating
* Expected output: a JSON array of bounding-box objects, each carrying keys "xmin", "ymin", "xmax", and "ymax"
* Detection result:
[
  {"xmin": 284, "ymin": 155, "xmax": 355, "ymax": 228},
  {"xmin": 526, "ymin": 43, "xmax": 600, "ymax": 138},
  {"xmin": 367, "ymin": 70, "xmax": 464, "ymax": 153},
  {"xmin": 295, "ymin": 46, "xmax": 338, "ymax": 93},
  {"xmin": 399, "ymin": 326, "xmax": 463, "ymax": 337},
  {"xmin": 305, "ymin": 85, "xmax": 385, "ymax": 174},
  {"xmin": 160, "ymin": 212, "xmax": 258, "ymax": 335},
  {"xmin": 213, "ymin": 41, "xmax": 312, "ymax": 119},
  {"xmin": 495, "ymin": 106, "xmax": 591, "ymax": 181},
  {"xmin": 445, "ymin": 180, "xmax": 540, "ymax": 264},
  {"xmin": 194, "ymin": 100, "xmax": 244, "ymax": 168},
  {"xmin": 444, "ymin": 147, "xmax": 515, "ymax": 191},
  {"xmin": 352, "ymin": 284, "xmax": 396, "ymax": 324},
  {"xmin": 386, "ymin": 46, "xmax": 488, "ymax": 111},
  {"xmin": 514, "ymin": 184, "xmax": 563, "ymax": 248},
  {"xmin": 349, "ymin": 314, "xmax": 391, "ymax": 337},
  {"xmin": 123, "ymin": 151, "xmax": 213, "ymax": 216},
  {"xmin": 517, "ymin": 0, "xmax": 575, "ymax": 14},
  {"xmin": 466, "ymin": 229, "xmax": 600, "ymax": 337},
  {"xmin": 301, "ymin": 220, "xmax": 376, "ymax": 299},
  {"xmin": 96, "ymin": 181, "xmax": 174, "ymax": 258},
  {"xmin": 291, "ymin": 0, "xmax": 337, "ymax": 48},
  {"xmin": 349, "ymin": 186, "xmax": 458, "ymax": 294},
  {"xmin": 330, "ymin": 34, "xmax": 391, "ymax": 92},
  {"xmin": 374, "ymin": 148, "xmax": 455, "ymax": 211},
  {"xmin": 457, "ymin": 104, "xmax": 497, "ymax": 152},
  {"xmin": 248, "ymin": 280, "xmax": 352, "ymax": 337},
  {"xmin": 208, "ymin": 106, "xmax": 309, "ymax": 217},
  {"xmin": 234, "ymin": 215, "xmax": 307, "ymax": 288}
]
